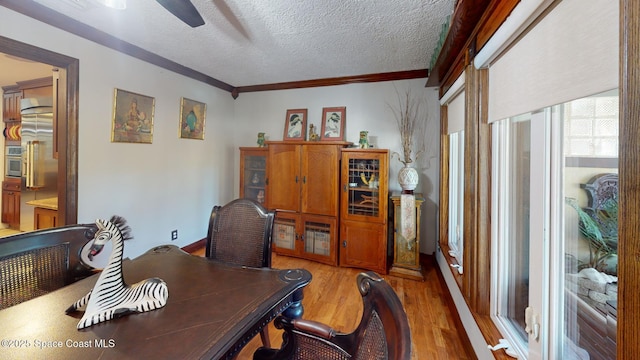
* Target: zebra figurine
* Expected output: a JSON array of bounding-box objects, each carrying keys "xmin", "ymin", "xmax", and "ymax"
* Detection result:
[{"xmin": 66, "ymin": 216, "xmax": 168, "ymax": 330}]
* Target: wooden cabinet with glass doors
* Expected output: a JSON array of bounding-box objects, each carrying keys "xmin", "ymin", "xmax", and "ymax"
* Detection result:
[
  {"xmin": 272, "ymin": 211, "xmax": 338, "ymax": 266},
  {"xmin": 266, "ymin": 141, "xmax": 349, "ymax": 266},
  {"xmin": 239, "ymin": 147, "xmax": 267, "ymax": 206},
  {"xmin": 339, "ymin": 149, "xmax": 389, "ymax": 273}
]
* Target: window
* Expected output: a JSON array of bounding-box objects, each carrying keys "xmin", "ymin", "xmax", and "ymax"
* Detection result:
[
  {"xmin": 564, "ymin": 90, "xmax": 618, "ymax": 158},
  {"xmin": 491, "ymin": 91, "xmax": 618, "ymax": 359},
  {"xmin": 562, "ymin": 92, "xmax": 618, "ymax": 360},
  {"xmin": 492, "ymin": 112, "xmax": 541, "ymax": 358},
  {"xmin": 448, "ymin": 131, "xmax": 465, "ymax": 269}
]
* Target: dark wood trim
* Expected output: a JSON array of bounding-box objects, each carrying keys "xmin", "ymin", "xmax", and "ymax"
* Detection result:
[
  {"xmin": 0, "ymin": 35, "xmax": 78, "ymax": 226},
  {"xmin": 59, "ymin": 60, "xmax": 79, "ymax": 225},
  {"xmin": 618, "ymin": 0, "xmax": 639, "ymax": 358},
  {"xmin": 1, "ymin": 0, "xmax": 234, "ymax": 93},
  {"xmin": 426, "ymin": 0, "xmax": 492, "ymax": 88},
  {"xmin": 462, "ymin": 64, "xmax": 477, "ymax": 306},
  {"xmin": 232, "ymin": 69, "xmax": 429, "ymax": 97},
  {"xmin": 475, "ymin": 0, "xmax": 520, "ymax": 51},
  {"xmin": 430, "ymin": 0, "xmax": 519, "ymax": 94},
  {"xmin": 473, "ymin": 67, "xmax": 491, "ymax": 314},
  {"xmin": 181, "ymin": 238, "xmax": 206, "ymax": 254},
  {"xmin": 439, "ymin": 49, "xmax": 469, "ymax": 99}
]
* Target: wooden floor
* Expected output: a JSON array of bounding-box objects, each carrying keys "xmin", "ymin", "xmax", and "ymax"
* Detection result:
[
  {"xmin": 191, "ymin": 248, "xmax": 476, "ymax": 360},
  {"xmin": 0, "ymin": 228, "xmax": 21, "ymax": 237}
]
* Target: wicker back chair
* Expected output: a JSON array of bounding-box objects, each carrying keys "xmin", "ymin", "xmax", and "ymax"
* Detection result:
[
  {"xmin": 206, "ymin": 198, "xmax": 275, "ymax": 346},
  {"xmin": 0, "ymin": 224, "xmax": 98, "ymax": 310},
  {"xmin": 206, "ymin": 198, "xmax": 275, "ymax": 268},
  {"xmin": 253, "ymin": 271, "xmax": 412, "ymax": 360}
]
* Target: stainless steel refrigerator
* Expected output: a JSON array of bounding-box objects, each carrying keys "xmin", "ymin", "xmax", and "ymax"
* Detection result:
[{"xmin": 20, "ymin": 97, "xmax": 58, "ymax": 232}]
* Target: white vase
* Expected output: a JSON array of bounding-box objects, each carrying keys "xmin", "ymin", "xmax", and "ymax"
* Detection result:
[{"xmin": 398, "ymin": 165, "xmax": 419, "ymax": 192}]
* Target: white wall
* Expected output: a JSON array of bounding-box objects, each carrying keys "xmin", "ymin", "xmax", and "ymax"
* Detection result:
[
  {"xmin": 1, "ymin": 7, "xmax": 442, "ymax": 257},
  {"xmin": 1, "ymin": 7, "xmax": 236, "ymax": 258},
  {"xmin": 234, "ymin": 80, "xmax": 441, "ymax": 254}
]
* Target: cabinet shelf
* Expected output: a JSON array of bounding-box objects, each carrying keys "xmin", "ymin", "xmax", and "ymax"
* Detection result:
[
  {"xmin": 348, "ymin": 203, "xmax": 379, "ymax": 210},
  {"xmin": 348, "ymin": 186, "xmax": 380, "ymax": 192},
  {"xmin": 348, "ymin": 168, "xmax": 381, "ymax": 173}
]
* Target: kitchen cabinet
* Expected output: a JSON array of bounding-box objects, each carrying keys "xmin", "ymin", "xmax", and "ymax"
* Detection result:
[
  {"xmin": 2, "ymin": 87, "xmax": 22, "ymax": 123},
  {"xmin": 339, "ymin": 149, "xmax": 389, "ymax": 274},
  {"xmin": 33, "ymin": 207, "xmax": 58, "ymax": 230},
  {"xmin": 26, "ymin": 197, "xmax": 58, "ymax": 230},
  {"xmin": 3, "ymin": 78, "xmax": 52, "ymax": 123},
  {"xmin": 239, "ymin": 147, "xmax": 267, "ymax": 205},
  {"xmin": 266, "ymin": 141, "xmax": 349, "ymax": 265},
  {"xmin": 2, "ymin": 180, "xmax": 21, "ymax": 230}
]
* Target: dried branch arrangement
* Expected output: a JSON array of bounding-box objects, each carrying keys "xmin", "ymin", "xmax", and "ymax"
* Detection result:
[{"xmin": 389, "ymin": 89, "xmax": 424, "ymax": 166}]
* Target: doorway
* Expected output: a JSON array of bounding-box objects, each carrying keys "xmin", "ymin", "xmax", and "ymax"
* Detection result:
[{"xmin": 0, "ymin": 35, "xmax": 78, "ymax": 227}]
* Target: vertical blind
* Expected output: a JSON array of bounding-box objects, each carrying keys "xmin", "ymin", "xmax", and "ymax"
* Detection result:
[{"xmin": 484, "ymin": 0, "xmax": 618, "ymax": 122}]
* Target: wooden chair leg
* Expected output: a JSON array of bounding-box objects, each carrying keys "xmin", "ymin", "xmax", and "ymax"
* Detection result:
[{"xmin": 260, "ymin": 327, "xmax": 270, "ymax": 348}]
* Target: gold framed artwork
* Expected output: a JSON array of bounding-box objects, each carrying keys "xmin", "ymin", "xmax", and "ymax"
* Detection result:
[
  {"xmin": 179, "ymin": 97, "xmax": 206, "ymax": 140},
  {"xmin": 283, "ymin": 109, "xmax": 307, "ymax": 140},
  {"xmin": 320, "ymin": 106, "xmax": 346, "ymax": 140},
  {"xmin": 111, "ymin": 88, "xmax": 154, "ymax": 144}
]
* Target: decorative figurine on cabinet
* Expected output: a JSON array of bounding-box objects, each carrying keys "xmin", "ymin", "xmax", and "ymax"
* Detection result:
[
  {"xmin": 309, "ymin": 124, "xmax": 320, "ymax": 141},
  {"xmin": 257, "ymin": 132, "xmax": 266, "ymax": 147},
  {"xmin": 359, "ymin": 131, "xmax": 369, "ymax": 148}
]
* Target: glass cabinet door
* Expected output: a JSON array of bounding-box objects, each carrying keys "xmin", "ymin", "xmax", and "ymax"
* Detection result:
[
  {"xmin": 303, "ymin": 221, "xmax": 331, "ymax": 256},
  {"xmin": 341, "ymin": 149, "xmax": 388, "ymax": 224},
  {"xmin": 273, "ymin": 213, "xmax": 297, "ymax": 254},
  {"xmin": 301, "ymin": 214, "xmax": 337, "ymax": 265},
  {"xmin": 239, "ymin": 148, "xmax": 267, "ymax": 205}
]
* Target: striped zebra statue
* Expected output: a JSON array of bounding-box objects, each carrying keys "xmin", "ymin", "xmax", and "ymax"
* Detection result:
[{"xmin": 66, "ymin": 215, "xmax": 168, "ymax": 330}]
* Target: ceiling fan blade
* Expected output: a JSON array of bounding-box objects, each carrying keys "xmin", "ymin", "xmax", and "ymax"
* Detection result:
[{"xmin": 156, "ymin": 0, "xmax": 205, "ymax": 28}]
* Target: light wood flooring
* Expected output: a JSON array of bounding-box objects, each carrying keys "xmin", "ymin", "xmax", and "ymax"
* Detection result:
[
  {"xmin": 191, "ymin": 248, "xmax": 476, "ymax": 360},
  {"xmin": 0, "ymin": 228, "xmax": 21, "ymax": 237}
]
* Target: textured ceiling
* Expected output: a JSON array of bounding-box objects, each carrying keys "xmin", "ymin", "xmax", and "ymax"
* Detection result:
[{"xmin": 2, "ymin": 0, "xmax": 453, "ymax": 88}]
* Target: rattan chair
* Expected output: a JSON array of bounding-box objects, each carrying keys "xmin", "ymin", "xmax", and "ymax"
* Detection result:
[
  {"xmin": 0, "ymin": 224, "xmax": 98, "ymax": 310},
  {"xmin": 206, "ymin": 198, "xmax": 276, "ymax": 345},
  {"xmin": 253, "ymin": 271, "xmax": 412, "ymax": 360}
]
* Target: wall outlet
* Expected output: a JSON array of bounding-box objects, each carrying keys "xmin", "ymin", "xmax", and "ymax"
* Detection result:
[{"xmin": 171, "ymin": 229, "xmax": 178, "ymax": 241}]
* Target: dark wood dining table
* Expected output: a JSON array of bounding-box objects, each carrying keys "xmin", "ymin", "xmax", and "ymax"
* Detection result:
[{"xmin": 0, "ymin": 245, "xmax": 311, "ymax": 359}]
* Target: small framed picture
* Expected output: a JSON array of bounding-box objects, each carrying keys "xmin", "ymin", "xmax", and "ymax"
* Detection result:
[
  {"xmin": 320, "ymin": 107, "xmax": 346, "ymax": 141},
  {"xmin": 111, "ymin": 88, "xmax": 155, "ymax": 144},
  {"xmin": 284, "ymin": 109, "xmax": 307, "ymax": 140},
  {"xmin": 179, "ymin": 97, "xmax": 207, "ymax": 140}
]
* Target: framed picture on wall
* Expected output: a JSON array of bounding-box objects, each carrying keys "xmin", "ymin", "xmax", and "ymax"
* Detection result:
[
  {"xmin": 320, "ymin": 106, "xmax": 346, "ymax": 141},
  {"xmin": 179, "ymin": 97, "xmax": 207, "ymax": 140},
  {"xmin": 283, "ymin": 109, "xmax": 307, "ymax": 140},
  {"xmin": 111, "ymin": 88, "xmax": 154, "ymax": 144}
]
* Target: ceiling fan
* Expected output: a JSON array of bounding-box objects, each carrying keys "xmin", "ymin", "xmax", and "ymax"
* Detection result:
[{"xmin": 156, "ymin": 0, "xmax": 205, "ymax": 28}]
